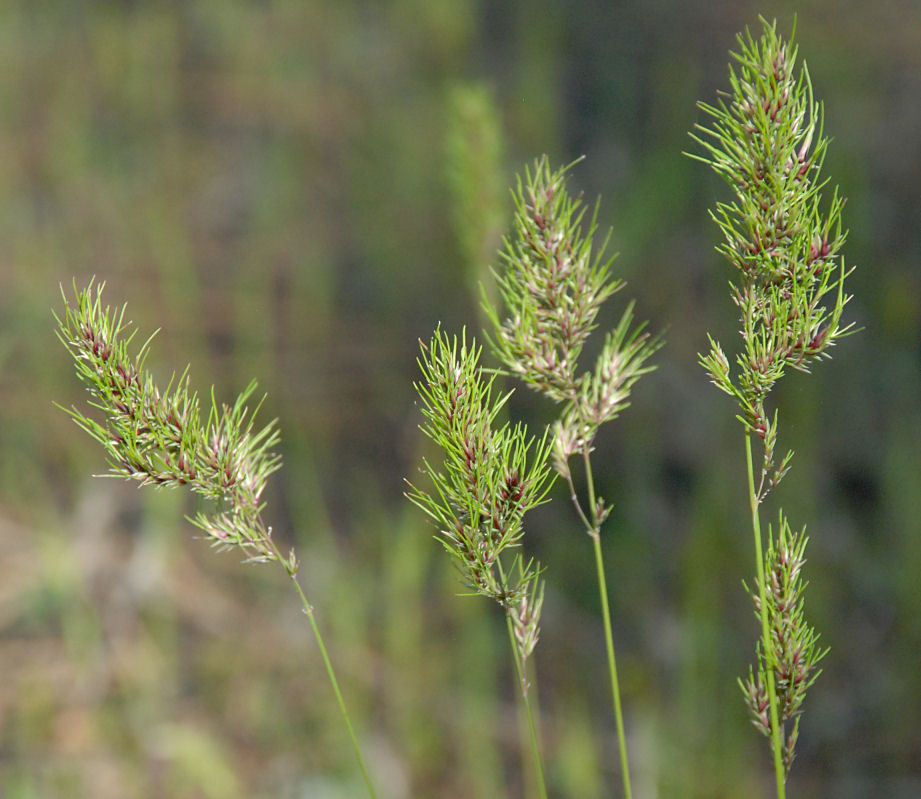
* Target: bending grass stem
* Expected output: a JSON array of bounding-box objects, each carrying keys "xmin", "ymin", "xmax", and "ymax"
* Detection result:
[
  {"xmin": 265, "ymin": 537, "xmax": 378, "ymax": 799},
  {"xmin": 745, "ymin": 434, "xmax": 786, "ymax": 799}
]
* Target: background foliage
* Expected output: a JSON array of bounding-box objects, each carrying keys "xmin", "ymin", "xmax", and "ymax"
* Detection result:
[{"xmin": 1, "ymin": 1, "xmax": 918, "ymax": 797}]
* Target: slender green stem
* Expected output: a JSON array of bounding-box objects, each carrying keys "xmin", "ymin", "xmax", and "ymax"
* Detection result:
[
  {"xmin": 582, "ymin": 450, "xmax": 598, "ymax": 520},
  {"xmin": 266, "ymin": 537, "xmax": 378, "ymax": 799},
  {"xmin": 564, "ymin": 469, "xmax": 595, "ymax": 533},
  {"xmin": 505, "ymin": 614, "xmax": 548, "ymax": 799},
  {"xmin": 590, "ymin": 531, "xmax": 632, "ymax": 799},
  {"xmin": 745, "ymin": 434, "xmax": 786, "ymax": 799},
  {"xmin": 581, "ymin": 450, "xmax": 633, "ymax": 799}
]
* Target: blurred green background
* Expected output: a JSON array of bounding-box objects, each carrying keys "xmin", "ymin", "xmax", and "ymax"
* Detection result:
[{"xmin": 1, "ymin": 1, "xmax": 918, "ymax": 797}]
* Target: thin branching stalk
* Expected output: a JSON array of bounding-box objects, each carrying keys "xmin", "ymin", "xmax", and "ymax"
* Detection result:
[
  {"xmin": 689, "ymin": 18, "xmax": 853, "ymax": 794},
  {"xmin": 56, "ymin": 281, "xmax": 378, "ymax": 799},
  {"xmin": 263, "ymin": 535, "xmax": 376, "ymax": 796},
  {"xmin": 484, "ymin": 156, "xmax": 663, "ymax": 798}
]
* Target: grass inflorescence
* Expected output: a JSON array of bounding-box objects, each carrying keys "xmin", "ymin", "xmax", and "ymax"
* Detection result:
[
  {"xmin": 55, "ymin": 280, "xmax": 378, "ymax": 798},
  {"xmin": 689, "ymin": 17, "xmax": 856, "ymax": 796},
  {"xmin": 409, "ymin": 155, "xmax": 662, "ymax": 798},
  {"xmin": 484, "ymin": 155, "xmax": 663, "ymax": 799},
  {"xmin": 406, "ymin": 328, "xmax": 555, "ymax": 796},
  {"xmin": 55, "ymin": 17, "xmax": 858, "ymax": 797}
]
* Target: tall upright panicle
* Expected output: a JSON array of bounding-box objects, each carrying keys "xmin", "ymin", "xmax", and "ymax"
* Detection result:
[
  {"xmin": 485, "ymin": 156, "xmax": 622, "ymax": 403},
  {"xmin": 690, "ymin": 17, "xmax": 855, "ymax": 500},
  {"xmin": 484, "ymin": 156, "xmax": 662, "ymax": 799},
  {"xmin": 484, "ymin": 157, "xmax": 662, "ymax": 485},
  {"xmin": 689, "ymin": 18, "xmax": 856, "ymax": 796}
]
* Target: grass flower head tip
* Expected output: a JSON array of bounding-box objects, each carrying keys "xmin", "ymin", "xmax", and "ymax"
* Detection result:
[
  {"xmin": 406, "ymin": 328, "xmax": 555, "ymax": 665},
  {"xmin": 690, "ymin": 17, "xmax": 856, "ymax": 499},
  {"xmin": 55, "ymin": 280, "xmax": 290, "ymax": 571},
  {"xmin": 484, "ymin": 155, "xmax": 663, "ymax": 484}
]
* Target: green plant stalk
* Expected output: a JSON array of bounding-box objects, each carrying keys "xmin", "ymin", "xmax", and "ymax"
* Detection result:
[
  {"xmin": 582, "ymin": 452, "xmax": 633, "ymax": 799},
  {"xmin": 565, "ymin": 449, "xmax": 633, "ymax": 797},
  {"xmin": 591, "ymin": 535, "xmax": 631, "ymax": 798},
  {"xmin": 745, "ymin": 434, "xmax": 785, "ymax": 799},
  {"xmin": 504, "ymin": 614, "xmax": 548, "ymax": 799},
  {"xmin": 264, "ymin": 537, "xmax": 378, "ymax": 799}
]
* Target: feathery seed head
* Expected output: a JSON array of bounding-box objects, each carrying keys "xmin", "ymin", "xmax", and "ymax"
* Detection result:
[
  {"xmin": 406, "ymin": 328, "xmax": 554, "ymax": 668},
  {"xmin": 692, "ymin": 17, "xmax": 856, "ymax": 502},
  {"xmin": 57, "ymin": 280, "xmax": 283, "ymax": 567},
  {"xmin": 484, "ymin": 157, "xmax": 663, "ymax": 474}
]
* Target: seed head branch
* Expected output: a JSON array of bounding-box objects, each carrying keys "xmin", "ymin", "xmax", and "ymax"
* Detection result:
[
  {"xmin": 740, "ymin": 512, "xmax": 828, "ymax": 776},
  {"xmin": 484, "ymin": 156, "xmax": 663, "ymax": 488}
]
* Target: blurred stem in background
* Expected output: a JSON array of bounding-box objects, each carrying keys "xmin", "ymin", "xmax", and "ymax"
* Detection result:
[
  {"xmin": 445, "ymin": 81, "xmax": 508, "ymax": 314},
  {"xmin": 55, "ymin": 282, "xmax": 378, "ymax": 798}
]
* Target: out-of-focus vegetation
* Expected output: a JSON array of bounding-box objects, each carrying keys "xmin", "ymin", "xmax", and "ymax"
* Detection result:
[{"xmin": 0, "ymin": 1, "xmax": 918, "ymax": 797}]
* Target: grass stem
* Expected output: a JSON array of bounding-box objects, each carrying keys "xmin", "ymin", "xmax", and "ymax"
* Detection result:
[
  {"xmin": 745, "ymin": 434, "xmax": 786, "ymax": 799},
  {"xmin": 583, "ymin": 451, "xmax": 633, "ymax": 799},
  {"xmin": 266, "ymin": 538, "xmax": 379, "ymax": 799},
  {"xmin": 505, "ymin": 614, "xmax": 548, "ymax": 799},
  {"xmin": 591, "ymin": 530, "xmax": 632, "ymax": 799}
]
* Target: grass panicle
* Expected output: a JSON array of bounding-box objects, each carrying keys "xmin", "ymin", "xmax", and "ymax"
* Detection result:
[
  {"xmin": 689, "ymin": 16, "xmax": 856, "ymax": 502},
  {"xmin": 484, "ymin": 155, "xmax": 663, "ymax": 799},
  {"xmin": 406, "ymin": 327, "xmax": 554, "ymax": 796},
  {"xmin": 56, "ymin": 280, "xmax": 378, "ymax": 799},
  {"xmin": 690, "ymin": 18, "xmax": 856, "ymax": 796}
]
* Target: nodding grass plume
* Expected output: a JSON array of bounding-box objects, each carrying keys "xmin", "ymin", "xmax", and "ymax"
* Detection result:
[{"xmin": 55, "ymin": 280, "xmax": 378, "ymax": 799}]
